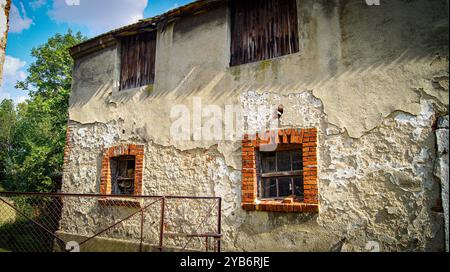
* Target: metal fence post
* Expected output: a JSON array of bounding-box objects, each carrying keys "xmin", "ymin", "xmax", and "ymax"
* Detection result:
[
  {"xmin": 217, "ymin": 197, "xmax": 222, "ymax": 252},
  {"xmin": 140, "ymin": 209, "xmax": 144, "ymax": 252},
  {"xmin": 159, "ymin": 196, "xmax": 165, "ymax": 252}
]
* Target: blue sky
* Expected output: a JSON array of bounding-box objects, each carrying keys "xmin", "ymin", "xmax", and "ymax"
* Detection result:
[{"xmin": 1, "ymin": 0, "xmax": 195, "ymax": 104}]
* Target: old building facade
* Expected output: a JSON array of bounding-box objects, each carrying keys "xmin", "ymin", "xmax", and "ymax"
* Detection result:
[{"xmin": 60, "ymin": 0, "xmax": 449, "ymax": 251}]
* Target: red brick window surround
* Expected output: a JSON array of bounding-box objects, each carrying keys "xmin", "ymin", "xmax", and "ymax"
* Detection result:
[
  {"xmin": 241, "ymin": 128, "xmax": 319, "ymax": 213},
  {"xmin": 99, "ymin": 144, "xmax": 144, "ymax": 207}
]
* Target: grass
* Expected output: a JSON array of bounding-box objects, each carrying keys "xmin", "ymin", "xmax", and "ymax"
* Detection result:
[
  {"xmin": 0, "ymin": 188, "xmax": 16, "ymax": 225},
  {"xmin": 0, "ymin": 186, "xmax": 18, "ymax": 252},
  {"xmin": 0, "ymin": 204, "xmax": 16, "ymax": 225},
  {"xmin": 0, "ymin": 213, "xmax": 61, "ymax": 252},
  {"xmin": 0, "ymin": 197, "xmax": 62, "ymax": 252}
]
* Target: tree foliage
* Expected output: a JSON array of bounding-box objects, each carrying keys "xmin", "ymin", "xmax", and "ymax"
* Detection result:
[
  {"xmin": 0, "ymin": 30, "xmax": 86, "ymax": 192},
  {"xmin": 0, "ymin": 99, "xmax": 16, "ymax": 184}
]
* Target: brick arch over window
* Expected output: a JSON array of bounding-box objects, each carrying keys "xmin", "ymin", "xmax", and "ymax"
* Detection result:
[
  {"xmin": 241, "ymin": 128, "xmax": 319, "ymax": 213},
  {"xmin": 100, "ymin": 144, "xmax": 144, "ymax": 196}
]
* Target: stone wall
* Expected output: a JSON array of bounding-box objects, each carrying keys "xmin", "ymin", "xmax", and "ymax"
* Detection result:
[
  {"xmin": 61, "ymin": 0, "xmax": 449, "ymax": 251},
  {"xmin": 435, "ymin": 115, "xmax": 449, "ymax": 252}
]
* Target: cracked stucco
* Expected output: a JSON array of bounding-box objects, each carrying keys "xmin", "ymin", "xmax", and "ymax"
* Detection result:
[
  {"xmin": 435, "ymin": 115, "xmax": 449, "ymax": 251},
  {"xmin": 61, "ymin": 92, "xmax": 446, "ymax": 251},
  {"xmin": 61, "ymin": 0, "xmax": 449, "ymax": 251}
]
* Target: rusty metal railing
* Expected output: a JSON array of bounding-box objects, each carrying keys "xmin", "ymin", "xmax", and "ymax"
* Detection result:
[{"xmin": 0, "ymin": 192, "xmax": 222, "ymax": 252}]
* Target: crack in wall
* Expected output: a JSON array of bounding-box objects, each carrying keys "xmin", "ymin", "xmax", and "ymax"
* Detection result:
[
  {"xmin": 62, "ymin": 0, "xmax": 449, "ymax": 251},
  {"xmin": 63, "ymin": 87, "xmax": 446, "ymax": 251}
]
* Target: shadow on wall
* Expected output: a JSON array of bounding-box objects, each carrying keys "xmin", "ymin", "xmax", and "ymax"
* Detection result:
[
  {"xmin": 69, "ymin": 46, "xmax": 116, "ymax": 108},
  {"xmin": 69, "ymin": 0, "xmax": 449, "ymax": 109}
]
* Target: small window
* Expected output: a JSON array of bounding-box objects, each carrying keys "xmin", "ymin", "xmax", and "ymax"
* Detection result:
[
  {"xmin": 110, "ymin": 155, "xmax": 135, "ymax": 195},
  {"xmin": 258, "ymin": 146, "xmax": 303, "ymax": 199},
  {"xmin": 230, "ymin": 0, "xmax": 300, "ymax": 66},
  {"xmin": 119, "ymin": 31, "xmax": 157, "ymax": 90}
]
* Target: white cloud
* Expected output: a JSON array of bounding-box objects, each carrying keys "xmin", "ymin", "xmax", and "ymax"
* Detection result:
[
  {"xmin": 30, "ymin": 0, "xmax": 47, "ymax": 10},
  {"xmin": 3, "ymin": 56, "xmax": 27, "ymax": 80},
  {"xmin": 0, "ymin": 88, "xmax": 29, "ymax": 105},
  {"xmin": 48, "ymin": 0, "xmax": 148, "ymax": 35},
  {"xmin": 9, "ymin": 2, "xmax": 33, "ymax": 33},
  {"xmin": 0, "ymin": 56, "xmax": 29, "ymax": 105}
]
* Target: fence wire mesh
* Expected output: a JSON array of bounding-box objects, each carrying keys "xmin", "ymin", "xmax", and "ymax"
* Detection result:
[{"xmin": 0, "ymin": 192, "xmax": 221, "ymax": 252}]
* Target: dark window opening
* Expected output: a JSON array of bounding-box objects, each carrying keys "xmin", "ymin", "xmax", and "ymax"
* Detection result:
[
  {"xmin": 258, "ymin": 146, "xmax": 303, "ymax": 199},
  {"xmin": 110, "ymin": 155, "xmax": 135, "ymax": 195},
  {"xmin": 119, "ymin": 31, "xmax": 157, "ymax": 90},
  {"xmin": 230, "ymin": 0, "xmax": 300, "ymax": 66}
]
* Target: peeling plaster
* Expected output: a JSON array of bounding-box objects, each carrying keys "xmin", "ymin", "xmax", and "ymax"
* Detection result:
[
  {"xmin": 62, "ymin": 93, "xmax": 446, "ymax": 251},
  {"xmin": 61, "ymin": 0, "xmax": 449, "ymax": 251}
]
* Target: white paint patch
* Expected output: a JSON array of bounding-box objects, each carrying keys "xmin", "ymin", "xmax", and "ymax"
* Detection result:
[{"xmin": 394, "ymin": 113, "xmax": 416, "ymax": 126}]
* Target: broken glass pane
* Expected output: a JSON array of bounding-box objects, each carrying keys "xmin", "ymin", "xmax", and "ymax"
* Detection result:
[
  {"xmin": 263, "ymin": 178, "xmax": 277, "ymax": 198},
  {"xmin": 293, "ymin": 177, "xmax": 303, "ymax": 197},
  {"xmin": 278, "ymin": 177, "xmax": 292, "ymax": 196},
  {"xmin": 261, "ymin": 152, "xmax": 276, "ymax": 173},
  {"xmin": 277, "ymin": 151, "xmax": 291, "ymax": 171},
  {"xmin": 292, "ymin": 151, "xmax": 302, "ymax": 170},
  {"xmin": 111, "ymin": 156, "xmax": 135, "ymax": 195}
]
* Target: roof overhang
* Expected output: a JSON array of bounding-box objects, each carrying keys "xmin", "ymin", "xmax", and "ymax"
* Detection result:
[{"xmin": 69, "ymin": 0, "xmax": 227, "ymax": 60}]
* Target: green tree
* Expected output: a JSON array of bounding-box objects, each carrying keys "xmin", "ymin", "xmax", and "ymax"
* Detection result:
[
  {"xmin": 1, "ymin": 30, "xmax": 86, "ymax": 192},
  {"xmin": 0, "ymin": 99, "xmax": 17, "ymax": 185}
]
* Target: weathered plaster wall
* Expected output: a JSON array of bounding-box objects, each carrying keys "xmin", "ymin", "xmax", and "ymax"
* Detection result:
[
  {"xmin": 0, "ymin": 0, "xmax": 10, "ymax": 85},
  {"xmin": 62, "ymin": 0, "xmax": 449, "ymax": 251},
  {"xmin": 435, "ymin": 115, "xmax": 449, "ymax": 251}
]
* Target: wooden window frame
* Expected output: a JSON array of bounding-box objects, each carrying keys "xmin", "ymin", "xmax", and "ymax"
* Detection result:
[
  {"xmin": 110, "ymin": 155, "xmax": 136, "ymax": 196},
  {"xmin": 241, "ymin": 128, "xmax": 319, "ymax": 213},
  {"xmin": 258, "ymin": 147, "xmax": 304, "ymax": 200},
  {"xmin": 229, "ymin": 0, "xmax": 300, "ymax": 66},
  {"xmin": 99, "ymin": 144, "xmax": 144, "ymax": 207},
  {"xmin": 119, "ymin": 31, "xmax": 157, "ymax": 91}
]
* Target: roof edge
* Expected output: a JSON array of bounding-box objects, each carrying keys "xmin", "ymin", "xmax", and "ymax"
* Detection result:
[{"xmin": 69, "ymin": 0, "xmax": 226, "ymax": 60}]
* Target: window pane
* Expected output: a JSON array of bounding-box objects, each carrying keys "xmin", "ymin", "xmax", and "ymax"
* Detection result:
[
  {"xmin": 263, "ymin": 178, "xmax": 277, "ymax": 198},
  {"xmin": 117, "ymin": 159, "xmax": 128, "ymax": 177},
  {"xmin": 292, "ymin": 151, "xmax": 302, "ymax": 170},
  {"xmin": 293, "ymin": 177, "xmax": 303, "ymax": 197},
  {"xmin": 277, "ymin": 151, "xmax": 291, "ymax": 171},
  {"xmin": 261, "ymin": 152, "xmax": 276, "ymax": 173},
  {"xmin": 126, "ymin": 160, "xmax": 135, "ymax": 178},
  {"xmin": 278, "ymin": 177, "xmax": 292, "ymax": 197}
]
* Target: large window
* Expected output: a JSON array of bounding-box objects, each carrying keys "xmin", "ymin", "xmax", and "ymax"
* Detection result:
[
  {"xmin": 259, "ymin": 147, "xmax": 303, "ymax": 199},
  {"xmin": 230, "ymin": 0, "xmax": 299, "ymax": 66},
  {"xmin": 119, "ymin": 31, "xmax": 157, "ymax": 90}
]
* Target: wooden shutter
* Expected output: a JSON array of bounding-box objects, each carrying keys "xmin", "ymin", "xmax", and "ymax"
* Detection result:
[
  {"xmin": 119, "ymin": 31, "xmax": 157, "ymax": 90},
  {"xmin": 230, "ymin": 0, "xmax": 299, "ymax": 66}
]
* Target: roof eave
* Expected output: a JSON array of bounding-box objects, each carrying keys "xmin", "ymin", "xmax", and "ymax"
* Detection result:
[{"xmin": 69, "ymin": 0, "xmax": 226, "ymax": 60}]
